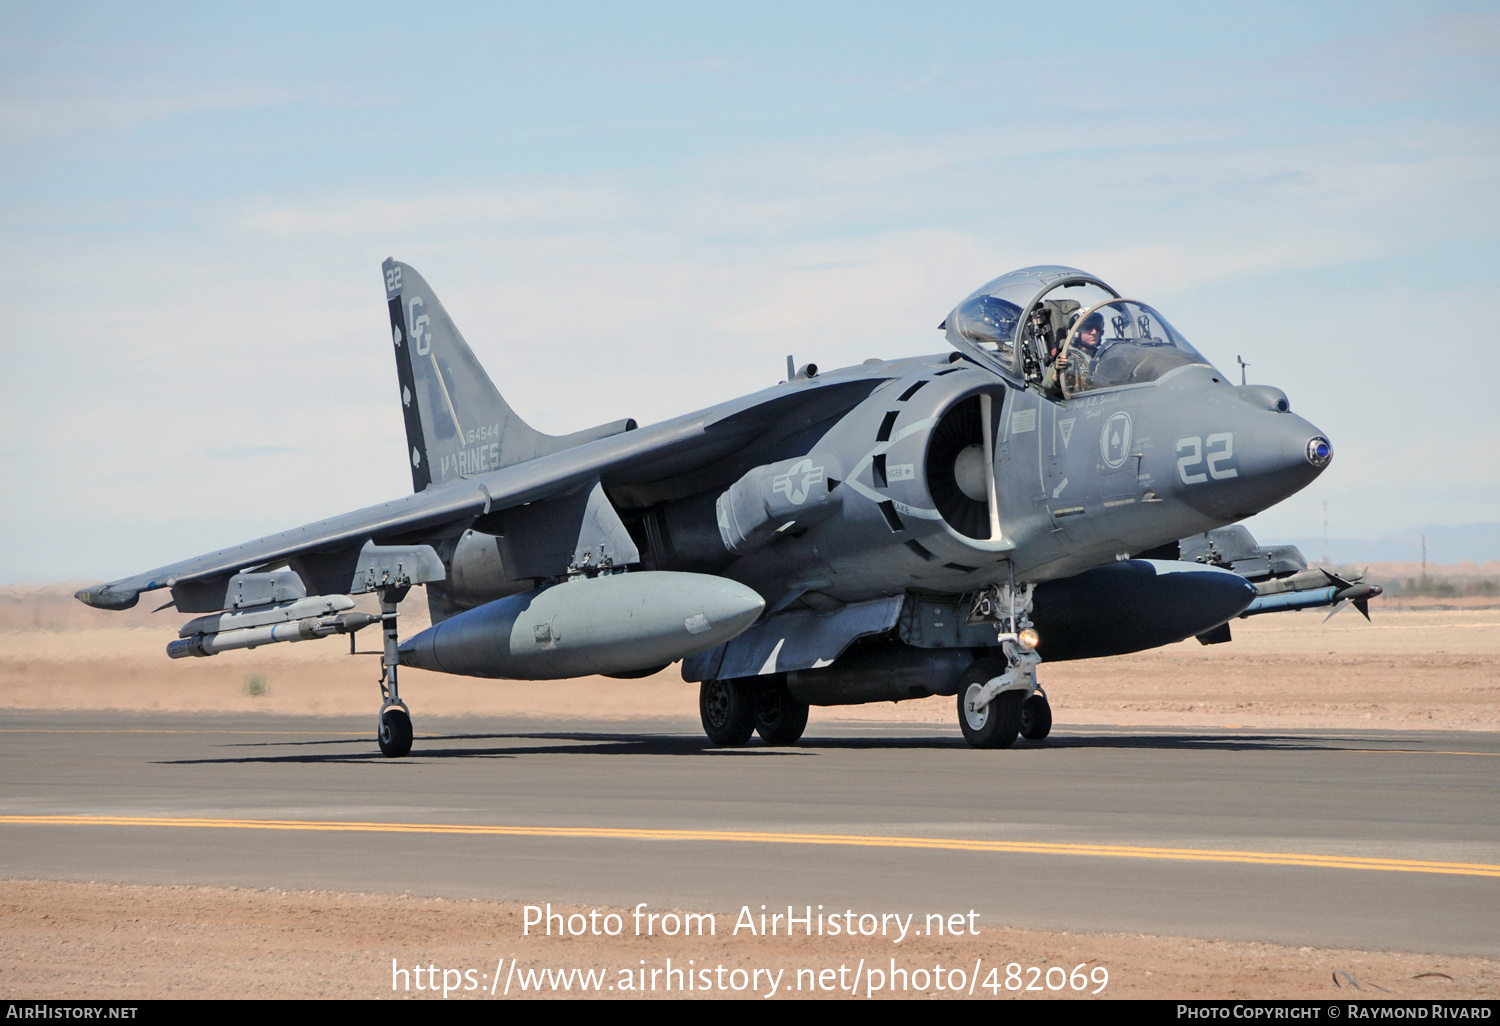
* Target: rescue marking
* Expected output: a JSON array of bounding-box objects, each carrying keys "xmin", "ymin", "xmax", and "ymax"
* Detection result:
[{"xmin": 4, "ymin": 816, "xmax": 1496, "ymax": 878}]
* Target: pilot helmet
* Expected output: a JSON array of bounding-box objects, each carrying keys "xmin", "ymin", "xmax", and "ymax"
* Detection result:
[{"xmin": 1076, "ymin": 311, "xmax": 1105, "ymax": 343}]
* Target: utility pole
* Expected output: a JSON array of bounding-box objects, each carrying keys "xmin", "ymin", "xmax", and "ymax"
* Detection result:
[
  {"xmin": 1422, "ymin": 534, "xmax": 1428, "ymax": 591},
  {"xmin": 1322, "ymin": 501, "xmax": 1329, "ymax": 565}
]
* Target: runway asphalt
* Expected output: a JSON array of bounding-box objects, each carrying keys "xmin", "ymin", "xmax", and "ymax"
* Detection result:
[{"xmin": 2, "ymin": 710, "xmax": 1497, "ymax": 956}]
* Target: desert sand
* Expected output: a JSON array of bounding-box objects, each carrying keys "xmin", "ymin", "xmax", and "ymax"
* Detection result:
[{"xmin": 4, "ymin": 584, "xmax": 1495, "ymax": 732}]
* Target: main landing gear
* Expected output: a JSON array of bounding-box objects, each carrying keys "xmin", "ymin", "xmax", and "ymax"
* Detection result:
[
  {"xmin": 376, "ymin": 585, "xmax": 413, "ymax": 758},
  {"xmin": 699, "ymin": 674, "xmax": 809, "ymax": 747}
]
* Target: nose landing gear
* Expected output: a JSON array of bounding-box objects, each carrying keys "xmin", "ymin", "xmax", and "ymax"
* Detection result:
[{"xmin": 958, "ymin": 580, "xmax": 1046, "ymax": 749}]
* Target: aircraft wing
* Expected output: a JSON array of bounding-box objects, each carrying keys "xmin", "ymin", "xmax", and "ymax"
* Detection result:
[{"xmin": 76, "ymin": 372, "xmax": 888, "ymax": 612}]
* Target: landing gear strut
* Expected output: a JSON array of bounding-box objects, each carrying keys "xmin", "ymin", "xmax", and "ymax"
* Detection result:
[{"xmin": 376, "ymin": 585, "xmax": 413, "ymax": 758}]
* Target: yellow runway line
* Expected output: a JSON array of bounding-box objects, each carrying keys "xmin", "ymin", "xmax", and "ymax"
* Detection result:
[{"xmin": 3, "ymin": 815, "xmax": 1498, "ymax": 879}]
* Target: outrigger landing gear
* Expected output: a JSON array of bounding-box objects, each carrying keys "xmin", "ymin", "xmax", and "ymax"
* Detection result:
[
  {"xmin": 958, "ymin": 579, "xmax": 1044, "ymax": 749},
  {"xmin": 376, "ymin": 585, "xmax": 413, "ymax": 758}
]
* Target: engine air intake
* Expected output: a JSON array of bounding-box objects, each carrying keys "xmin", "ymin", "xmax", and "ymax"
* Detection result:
[{"xmin": 926, "ymin": 395, "xmax": 990, "ymax": 540}]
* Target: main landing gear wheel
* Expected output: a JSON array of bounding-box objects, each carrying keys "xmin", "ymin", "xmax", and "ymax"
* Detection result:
[
  {"xmin": 700, "ymin": 679, "xmax": 756, "ymax": 747},
  {"xmin": 378, "ymin": 706, "xmax": 413, "ymax": 758},
  {"xmin": 752, "ymin": 675, "xmax": 809, "ymax": 746},
  {"xmin": 956, "ymin": 658, "xmax": 1023, "ymax": 750},
  {"xmin": 1021, "ymin": 692, "xmax": 1053, "ymax": 741}
]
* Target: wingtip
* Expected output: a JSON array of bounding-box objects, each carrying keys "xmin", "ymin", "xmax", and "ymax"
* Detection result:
[{"xmin": 74, "ymin": 584, "xmax": 141, "ymax": 611}]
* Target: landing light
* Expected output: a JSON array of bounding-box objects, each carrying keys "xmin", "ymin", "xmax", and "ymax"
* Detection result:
[{"xmin": 1019, "ymin": 627, "xmax": 1040, "ymax": 649}]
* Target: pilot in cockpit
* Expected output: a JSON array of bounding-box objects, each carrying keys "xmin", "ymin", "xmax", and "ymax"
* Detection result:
[{"xmin": 1045, "ymin": 310, "xmax": 1105, "ymax": 394}]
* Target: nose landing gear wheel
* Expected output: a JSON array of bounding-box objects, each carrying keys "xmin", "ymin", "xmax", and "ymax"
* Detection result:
[
  {"xmin": 699, "ymin": 679, "xmax": 756, "ymax": 747},
  {"xmin": 752, "ymin": 676, "xmax": 809, "ymax": 746},
  {"xmin": 1021, "ymin": 693, "xmax": 1052, "ymax": 741},
  {"xmin": 378, "ymin": 707, "xmax": 413, "ymax": 758},
  {"xmin": 956, "ymin": 658, "xmax": 1022, "ymax": 749}
]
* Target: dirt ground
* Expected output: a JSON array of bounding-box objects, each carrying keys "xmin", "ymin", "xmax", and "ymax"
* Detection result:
[
  {"xmin": 1, "ymin": 881, "xmax": 1495, "ymax": 1000},
  {"xmin": 1, "ymin": 581, "xmax": 1497, "ymax": 999}
]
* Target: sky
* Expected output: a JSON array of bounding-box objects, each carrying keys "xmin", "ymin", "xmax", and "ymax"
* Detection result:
[{"xmin": 2, "ymin": 1, "xmax": 1498, "ymax": 582}]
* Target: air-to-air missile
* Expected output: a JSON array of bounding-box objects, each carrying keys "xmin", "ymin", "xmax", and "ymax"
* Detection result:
[
  {"xmin": 398, "ymin": 571, "xmax": 766, "ymax": 679},
  {"xmin": 167, "ymin": 595, "xmax": 381, "ymax": 658},
  {"xmin": 1241, "ymin": 566, "xmax": 1384, "ymax": 620}
]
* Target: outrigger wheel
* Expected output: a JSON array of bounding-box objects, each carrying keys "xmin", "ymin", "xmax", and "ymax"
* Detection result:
[
  {"xmin": 379, "ymin": 706, "xmax": 413, "ymax": 758},
  {"xmin": 376, "ymin": 584, "xmax": 414, "ymax": 758}
]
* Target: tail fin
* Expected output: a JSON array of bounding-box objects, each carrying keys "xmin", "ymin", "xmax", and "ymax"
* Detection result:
[{"xmin": 382, "ymin": 259, "xmax": 634, "ymax": 491}]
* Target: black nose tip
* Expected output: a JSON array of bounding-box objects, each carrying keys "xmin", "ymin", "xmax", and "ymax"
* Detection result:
[{"xmin": 1305, "ymin": 436, "xmax": 1332, "ymax": 468}]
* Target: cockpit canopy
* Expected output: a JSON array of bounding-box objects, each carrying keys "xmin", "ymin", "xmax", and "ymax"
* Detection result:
[
  {"xmin": 1052, "ymin": 298, "xmax": 1209, "ymax": 397},
  {"xmin": 942, "ymin": 266, "xmax": 1214, "ymax": 397}
]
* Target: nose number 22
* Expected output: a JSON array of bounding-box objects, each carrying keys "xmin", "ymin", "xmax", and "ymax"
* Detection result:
[{"xmin": 1176, "ymin": 433, "xmax": 1238, "ymax": 484}]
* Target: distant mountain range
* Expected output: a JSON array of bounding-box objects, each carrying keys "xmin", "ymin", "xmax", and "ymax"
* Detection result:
[{"xmin": 1263, "ymin": 523, "xmax": 1500, "ymax": 566}]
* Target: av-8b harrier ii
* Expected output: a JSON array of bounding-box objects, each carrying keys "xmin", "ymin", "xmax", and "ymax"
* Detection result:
[{"xmin": 77, "ymin": 262, "xmax": 1379, "ymax": 755}]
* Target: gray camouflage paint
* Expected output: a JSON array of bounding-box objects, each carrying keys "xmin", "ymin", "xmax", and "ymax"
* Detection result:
[{"xmin": 76, "ymin": 260, "xmax": 1332, "ymax": 692}]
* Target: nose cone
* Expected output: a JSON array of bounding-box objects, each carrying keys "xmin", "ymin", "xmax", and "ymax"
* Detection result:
[{"xmin": 1181, "ymin": 411, "xmax": 1332, "ymax": 521}]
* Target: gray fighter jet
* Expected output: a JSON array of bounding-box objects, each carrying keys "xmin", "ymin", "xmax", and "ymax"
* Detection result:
[{"xmin": 77, "ymin": 262, "xmax": 1377, "ymax": 755}]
